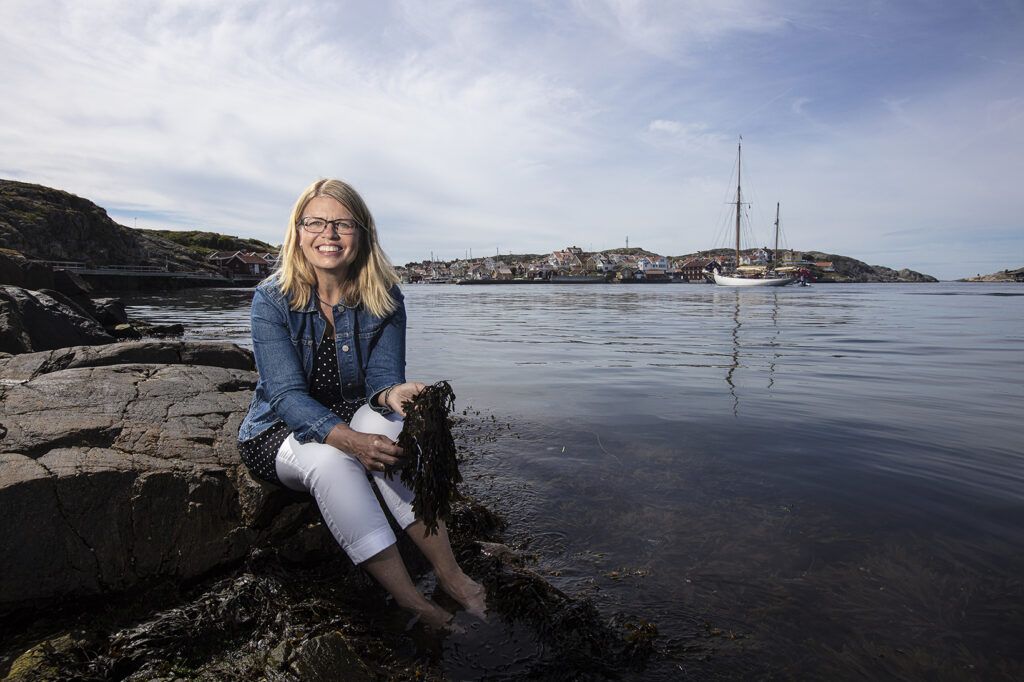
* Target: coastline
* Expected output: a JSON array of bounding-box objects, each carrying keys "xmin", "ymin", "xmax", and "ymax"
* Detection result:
[
  {"xmin": 0, "ymin": 336, "xmax": 657, "ymax": 680},
  {"xmin": 16, "ymin": 281, "xmax": 1022, "ymax": 680}
]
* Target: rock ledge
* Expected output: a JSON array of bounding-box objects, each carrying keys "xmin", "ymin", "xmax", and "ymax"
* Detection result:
[{"xmin": 0, "ymin": 341, "xmax": 325, "ymax": 608}]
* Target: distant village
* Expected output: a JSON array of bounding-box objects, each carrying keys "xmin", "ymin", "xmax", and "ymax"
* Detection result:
[
  {"xmin": 203, "ymin": 245, "xmax": 836, "ymax": 283},
  {"xmin": 398, "ymin": 246, "xmax": 835, "ymax": 283}
]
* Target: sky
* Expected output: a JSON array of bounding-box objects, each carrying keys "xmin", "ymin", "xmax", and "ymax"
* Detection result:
[{"xmin": 1, "ymin": 1, "xmax": 1022, "ymax": 280}]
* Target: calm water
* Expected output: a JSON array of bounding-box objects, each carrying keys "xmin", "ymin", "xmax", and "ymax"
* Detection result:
[{"xmin": 126, "ymin": 283, "xmax": 1024, "ymax": 680}]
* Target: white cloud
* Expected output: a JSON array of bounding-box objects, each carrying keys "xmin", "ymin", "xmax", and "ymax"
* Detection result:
[
  {"xmin": 570, "ymin": 0, "xmax": 788, "ymax": 61},
  {"xmin": 643, "ymin": 120, "xmax": 726, "ymax": 153},
  {"xmin": 1, "ymin": 0, "xmax": 1022, "ymax": 279},
  {"xmin": 791, "ymin": 97, "xmax": 812, "ymax": 115}
]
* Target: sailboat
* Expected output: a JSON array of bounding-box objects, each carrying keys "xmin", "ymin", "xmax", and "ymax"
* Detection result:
[{"xmin": 712, "ymin": 140, "xmax": 794, "ymax": 287}]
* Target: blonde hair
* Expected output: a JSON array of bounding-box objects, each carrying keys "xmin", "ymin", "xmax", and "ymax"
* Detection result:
[{"xmin": 270, "ymin": 179, "xmax": 400, "ymax": 317}]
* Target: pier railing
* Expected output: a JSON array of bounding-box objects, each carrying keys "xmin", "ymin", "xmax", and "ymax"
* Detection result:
[{"xmin": 29, "ymin": 260, "xmax": 231, "ymax": 282}]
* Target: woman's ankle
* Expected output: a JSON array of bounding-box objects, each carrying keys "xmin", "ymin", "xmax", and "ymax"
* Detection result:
[{"xmin": 437, "ymin": 573, "xmax": 487, "ymax": 618}]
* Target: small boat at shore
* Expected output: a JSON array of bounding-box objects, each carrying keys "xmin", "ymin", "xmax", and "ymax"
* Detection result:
[
  {"xmin": 456, "ymin": 274, "xmax": 609, "ymax": 285},
  {"xmin": 455, "ymin": 278, "xmax": 546, "ymax": 285},
  {"xmin": 711, "ymin": 140, "xmax": 794, "ymax": 288}
]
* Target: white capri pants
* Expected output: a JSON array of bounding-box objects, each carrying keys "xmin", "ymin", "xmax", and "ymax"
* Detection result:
[{"xmin": 274, "ymin": 404, "xmax": 417, "ymax": 564}]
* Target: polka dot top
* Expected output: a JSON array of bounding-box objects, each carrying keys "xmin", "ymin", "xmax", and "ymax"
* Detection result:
[{"xmin": 239, "ymin": 320, "xmax": 365, "ymax": 484}]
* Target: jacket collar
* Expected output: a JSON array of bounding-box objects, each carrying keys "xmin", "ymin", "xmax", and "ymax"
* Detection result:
[
  {"xmin": 297, "ymin": 289, "xmax": 318, "ymax": 313},
  {"xmin": 307, "ymin": 287, "xmax": 358, "ymax": 313}
]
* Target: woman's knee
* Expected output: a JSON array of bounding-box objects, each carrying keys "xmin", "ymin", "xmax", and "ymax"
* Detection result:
[
  {"xmin": 308, "ymin": 451, "xmax": 364, "ymax": 491},
  {"xmin": 350, "ymin": 404, "xmax": 403, "ymax": 440},
  {"xmin": 280, "ymin": 437, "xmax": 363, "ymax": 490}
]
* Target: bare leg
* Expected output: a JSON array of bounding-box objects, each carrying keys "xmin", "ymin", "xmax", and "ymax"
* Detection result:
[
  {"xmin": 361, "ymin": 544, "xmax": 454, "ymax": 630},
  {"xmin": 405, "ymin": 520, "xmax": 488, "ymax": 620}
]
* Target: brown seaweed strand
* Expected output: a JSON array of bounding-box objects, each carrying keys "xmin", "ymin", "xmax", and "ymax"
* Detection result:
[{"xmin": 394, "ymin": 380, "xmax": 464, "ymax": 535}]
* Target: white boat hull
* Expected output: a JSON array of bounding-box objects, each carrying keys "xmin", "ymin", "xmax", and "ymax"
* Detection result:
[{"xmin": 713, "ymin": 272, "xmax": 794, "ymax": 287}]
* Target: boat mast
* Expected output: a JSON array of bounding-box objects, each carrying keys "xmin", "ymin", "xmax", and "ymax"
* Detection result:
[
  {"xmin": 735, "ymin": 140, "xmax": 742, "ymax": 271},
  {"xmin": 773, "ymin": 202, "xmax": 780, "ymax": 273}
]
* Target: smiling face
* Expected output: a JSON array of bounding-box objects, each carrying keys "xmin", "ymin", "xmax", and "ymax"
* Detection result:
[{"xmin": 298, "ymin": 196, "xmax": 361, "ymax": 284}]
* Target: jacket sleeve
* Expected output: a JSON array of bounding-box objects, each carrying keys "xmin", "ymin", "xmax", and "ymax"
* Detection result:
[
  {"xmin": 364, "ymin": 286, "xmax": 408, "ymax": 414},
  {"xmin": 250, "ymin": 287, "xmax": 341, "ymax": 443}
]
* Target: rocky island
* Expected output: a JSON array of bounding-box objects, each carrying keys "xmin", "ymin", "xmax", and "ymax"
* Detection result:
[
  {"xmin": 960, "ymin": 267, "xmax": 1024, "ymax": 282},
  {"xmin": 0, "ymin": 180, "xmax": 222, "ymax": 276},
  {"xmin": 4, "ymin": 178, "xmax": 942, "ymax": 290}
]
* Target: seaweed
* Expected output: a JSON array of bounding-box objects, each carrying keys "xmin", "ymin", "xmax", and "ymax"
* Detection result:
[{"xmin": 392, "ymin": 380, "xmax": 463, "ymax": 535}]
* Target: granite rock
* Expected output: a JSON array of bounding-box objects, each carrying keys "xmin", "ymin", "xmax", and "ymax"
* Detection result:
[
  {"xmin": 0, "ymin": 285, "xmax": 114, "ymax": 354},
  {"xmin": 0, "ymin": 341, "xmax": 328, "ymax": 609},
  {"xmin": 88, "ymin": 297, "xmax": 128, "ymax": 327},
  {"xmin": 0, "ymin": 250, "xmax": 54, "ymax": 290}
]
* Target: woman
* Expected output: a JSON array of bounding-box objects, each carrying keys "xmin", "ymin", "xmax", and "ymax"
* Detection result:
[{"xmin": 238, "ymin": 179, "xmax": 485, "ymax": 630}]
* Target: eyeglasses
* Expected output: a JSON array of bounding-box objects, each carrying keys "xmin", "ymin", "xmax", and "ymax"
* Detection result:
[{"xmin": 298, "ymin": 217, "xmax": 363, "ymax": 234}]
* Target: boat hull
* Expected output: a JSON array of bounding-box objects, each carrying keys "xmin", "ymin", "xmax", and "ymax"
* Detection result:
[{"xmin": 713, "ymin": 272, "xmax": 794, "ymax": 287}]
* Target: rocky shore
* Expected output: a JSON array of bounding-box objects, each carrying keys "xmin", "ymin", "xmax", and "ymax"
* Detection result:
[
  {"xmin": 1, "ymin": 251, "xmax": 191, "ymax": 355},
  {"xmin": 0, "ymin": 180, "xmax": 222, "ymax": 277},
  {"xmin": 796, "ymin": 252, "xmax": 938, "ymax": 283},
  {"xmin": 959, "ymin": 267, "xmax": 1024, "ymax": 282},
  {"xmin": 4, "ymin": 178, "xmax": 946, "ymax": 288},
  {"xmin": 1, "ymin": 287, "xmax": 656, "ymax": 679}
]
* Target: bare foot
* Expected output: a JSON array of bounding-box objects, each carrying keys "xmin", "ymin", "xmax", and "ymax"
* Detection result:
[
  {"xmin": 438, "ymin": 571, "xmax": 488, "ymax": 621},
  {"xmin": 409, "ymin": 600, "xmax": 459, "ymax": 632}
]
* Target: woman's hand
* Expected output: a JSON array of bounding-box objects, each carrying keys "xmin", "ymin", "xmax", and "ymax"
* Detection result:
[
  {"xmin": 326, "ymin": 424, "xmax": 404, "ymax": 472},
  {"xmin": 383, "ymin": 382, "xmax": 425, "ymax": 417}
]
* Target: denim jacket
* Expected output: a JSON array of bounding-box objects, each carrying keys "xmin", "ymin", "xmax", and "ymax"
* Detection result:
[{"xmin": 238, "ymin": 279, "xmax": 406, "ymax": 444}]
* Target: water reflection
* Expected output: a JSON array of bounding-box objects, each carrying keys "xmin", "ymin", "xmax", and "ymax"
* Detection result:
[
  {"xmin": 124, "ymin": 288, "xmax": 254, "ymax": 347},
  {"xmin": 721, "ymin": 290, "xmax": 782, "ymax": 416},
  {"xmin": 121, "ymin": 283, "xmax": 1024, "ymax": 680},
  {"xmin": 726, "ymin": 295, "xmax": 741, "ymax": 415}
]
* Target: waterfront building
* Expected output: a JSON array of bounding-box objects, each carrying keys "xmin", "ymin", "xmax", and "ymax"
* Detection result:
[
  {"xmin": 679, "ymin": 257, "xmax": 717, "ymax": 281},
  {"xmin": 209, "ymin": 251, "xmax": 274, "ymax": 277},
  {"xmin": 637, "ymin": 256, "xmax": 668, "ymax": 272}
]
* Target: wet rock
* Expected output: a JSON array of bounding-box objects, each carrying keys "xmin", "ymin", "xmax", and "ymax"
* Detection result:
[
  {"xmin": 112, "ymin": 322, "xmax": 142, "ymax": 340},
  {"xmin": 37, "ymin": 287, "xmax": 100, "ymax": 327},
  {"xmin": 0, "ymin": 285, "xmax": 113, "ymax": 354},
  {"xmin": 287, "ymin": 631, "xmax": 373, "ymax": 681},
  {"xmin": 111, "ymin": 320, "xmax": 184, "ymax": 340},
  {"xmin": 0, "ymin": 340, "xmax": 254, "ymax": 381},
  {"xmin": 49, "ymin": 272, "xmax": 129, "ymax": 329},
  {"xmin": 476, "ymin": 540, "xmax": 520, "ymax": 565},
  {"xmin": 89, "ymin": 297, "xmax": 128, "ymax": 327},
  {"xmin": 0, "ymin": 484, "xmax": 656, "ymax": 680},
  {"xmin": 143, "ymin": 322, "xmax": 185, "ymax": 337},
  {"xmin": 0, "ymin": 341, "xmax": 332, "ymax": 609},
  {"xmin": 2, "ymin": 633, "xmax": 84, "ymax": 681}
]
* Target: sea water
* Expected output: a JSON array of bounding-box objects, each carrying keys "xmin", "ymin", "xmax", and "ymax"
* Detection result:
[{"xmin": 126, "ymin": 282, "xmax": 1024, "ymax": 680}]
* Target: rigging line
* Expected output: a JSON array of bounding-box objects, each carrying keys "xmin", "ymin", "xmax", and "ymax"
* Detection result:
[
  {"xmin": 713, "ymin": 150, "xmax": 748, "ymax": 251},
  {"xmin": 729, "ymin": 85, "xmax": 796, "ymax": 130}
]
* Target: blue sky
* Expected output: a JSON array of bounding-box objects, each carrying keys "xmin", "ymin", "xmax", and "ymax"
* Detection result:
[{"xmin": 1, "ymin": 1, "xmax": 1022, "ymax": 279}]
